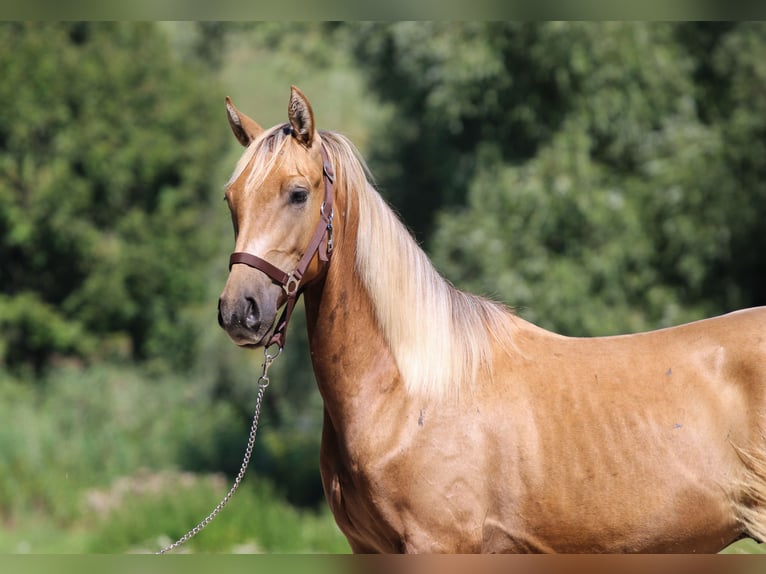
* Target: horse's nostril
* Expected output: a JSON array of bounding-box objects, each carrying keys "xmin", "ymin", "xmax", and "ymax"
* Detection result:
[
  {"xmin": 217, "ymin": 298, "xmax": 225, "ymax": 328},
  {"xmin": 244, "ymin": 297, "xmax": 260, "ymax": 330}
]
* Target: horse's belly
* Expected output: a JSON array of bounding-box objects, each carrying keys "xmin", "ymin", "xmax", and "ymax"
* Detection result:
[
  {"xmin": 482, "ymin": 470, "xmax": 742, "ymax": 553},
  {"xmin": 481, "ymin": 515, "xmax": 739, "ymax": 553}
]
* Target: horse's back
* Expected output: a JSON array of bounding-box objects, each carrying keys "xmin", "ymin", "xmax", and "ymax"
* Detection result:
[{"xmin": 507, "ymin": 305, "xmax": 766, "ymax": 405}]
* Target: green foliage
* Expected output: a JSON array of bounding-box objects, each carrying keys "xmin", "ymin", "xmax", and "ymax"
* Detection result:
[
  {"xmin": 0, "ymin": 364, "xmax": 347, "ymax": 553},
  {"xmin": 85, "ymin": 471, "xmax": 348, "ymax": 553},
  {"xmin": 351, "ymin": 22, "xmax": 766, "ymax": 335},
  {"xmin": 0, "ymin": 365, "xmax": 239, "ymax": 523},
  {"xmin": 0, "ymin": 292, "xmax": 96, "ymax": 375},
  {"xmin": 0, "ymin": 22, "xmax": 227, "ymax": 372}
]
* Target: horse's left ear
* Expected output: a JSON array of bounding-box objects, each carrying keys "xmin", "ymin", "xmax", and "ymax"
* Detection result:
[
  {"xmin": 226, "ymin": 96, "xmax": 263, "ymax": 147},
  {"xmin": 288, "ymin": 85, "xmax": 315, "ymax": 148}
]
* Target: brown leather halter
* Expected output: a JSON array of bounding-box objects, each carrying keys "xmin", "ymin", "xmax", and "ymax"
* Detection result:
[{"xmin": 228, "ymin": 141, "xmax": 335, "ymax": 349}]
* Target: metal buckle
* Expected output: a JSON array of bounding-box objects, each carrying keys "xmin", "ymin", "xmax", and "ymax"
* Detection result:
[
  {"xmin": 323, "ymin": 161, "xmax": 335, "ymax": 183},
  {"xmin": 321, "ymin": 203, "xmax": 334, "ymax": 255},
  {"xmin": 283, "ymin": 273, "xmax": 300, "ymax": 296}
]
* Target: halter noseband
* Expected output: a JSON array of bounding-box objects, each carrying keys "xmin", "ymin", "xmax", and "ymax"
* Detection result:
[{"xmin": 228, "ymin": 142, "xmax": 335, "ymax": 349}]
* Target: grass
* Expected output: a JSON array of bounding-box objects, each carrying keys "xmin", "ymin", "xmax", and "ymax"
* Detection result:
[
  {"xmin": 1, "ymin": 469, "xmax": 349, "ymax": 554},
  {"xmin": 85, "ymin": 470, "xmax": 349, "ymax": 554},
  {"xmin": 0, "ymin": 365, "xmax": 349, "ymax": 554}
]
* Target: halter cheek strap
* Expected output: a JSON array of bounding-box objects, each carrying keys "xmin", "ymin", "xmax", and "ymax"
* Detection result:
[{"xmin": 228, "ymin": 142, "xmax": 335, "ymax": 349}]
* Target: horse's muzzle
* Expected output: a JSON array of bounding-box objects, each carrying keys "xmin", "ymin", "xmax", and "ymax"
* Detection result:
[{"xmin": 218, "ymin": 295, "xmax": 266, "ymax": 346}]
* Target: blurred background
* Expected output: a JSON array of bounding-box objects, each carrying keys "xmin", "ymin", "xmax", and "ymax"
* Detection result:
[{"xmin": 1, "ymin": 22, "xmax": 765, "ymax": 553}]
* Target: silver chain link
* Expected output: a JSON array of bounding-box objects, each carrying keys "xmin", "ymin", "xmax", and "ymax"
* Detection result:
[{"xmin": 156, "ymin": 346, "xmax": 282, "ymax": 555}]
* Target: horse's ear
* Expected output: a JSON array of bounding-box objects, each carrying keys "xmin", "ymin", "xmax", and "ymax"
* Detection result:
[
  {"xmin": 225, "ymin": 96, "xmax": 263, "ymax": 147},
  {"xmin": 288, "ymin": 86, "xmax": 315, "ymax": 148}
]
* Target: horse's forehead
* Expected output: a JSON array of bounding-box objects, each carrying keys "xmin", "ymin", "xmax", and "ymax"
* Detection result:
[
  {"xmin": 228, "ymin": 135, "xmax": 322, "ymax": 208},
  {"xmin": 284, "ymin": 136, "xmax": 323, "ymax": 169},
  {"xmin": 267, "ymin": 137, "xmax": 317, "ymax": 175}
]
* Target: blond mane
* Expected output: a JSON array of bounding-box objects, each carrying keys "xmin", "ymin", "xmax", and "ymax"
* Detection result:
[{"xmin": 321, "ymin": 131, "xmax": 516, "ymax": 399}]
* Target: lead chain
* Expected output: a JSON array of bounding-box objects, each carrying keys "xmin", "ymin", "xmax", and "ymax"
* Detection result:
[{"xmin": 156, "ymin": 346, "xmax": 282, "ymax": 554}]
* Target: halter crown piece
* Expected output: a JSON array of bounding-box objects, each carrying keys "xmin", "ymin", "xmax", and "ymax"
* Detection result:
[{"xmin": 228, "ymin": 142, "xmax": 335, "ymax": 349}]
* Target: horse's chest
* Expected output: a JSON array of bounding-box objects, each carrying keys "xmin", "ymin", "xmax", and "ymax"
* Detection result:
[{"xmin": 320, "ymin": 429, "xmax": 492, "ymax": 553}]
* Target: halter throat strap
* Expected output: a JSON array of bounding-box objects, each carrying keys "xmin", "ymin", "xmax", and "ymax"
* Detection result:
[{"xmin": 228, "ymin": 141, "xmax": 335, "ymax": 349}]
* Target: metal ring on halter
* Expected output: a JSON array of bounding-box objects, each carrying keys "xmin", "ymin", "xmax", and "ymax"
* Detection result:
[
  {"xmin": 264, "ymin": 344, "xmax": 282, "ymax": 364},
  {"xmin": 321, "ymin": 202, "xmax": 334, "ymax": 254},
  {"xmin": 283, "ymin": 274, "xmax": 300, "ymax": 296}
]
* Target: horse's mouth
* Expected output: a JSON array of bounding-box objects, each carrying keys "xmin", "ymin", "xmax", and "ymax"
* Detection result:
[
  {"xmin": 238, "ymin": 341, "xmax": 265, "ymax": 350},
  {"xmin": 230, "ymin": 330, "xmax": 268, "ymax": 349},
  {"xmin": 231, "ymin": 320, "xmax": 278, "ymax": 349},
  {"xmin": 221, "ymin": 322, "xmax": 269, "ymax": 348}
]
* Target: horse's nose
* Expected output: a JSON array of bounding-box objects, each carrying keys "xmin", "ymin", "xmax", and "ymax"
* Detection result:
[
  {"xmin": 244, "ymin": 296, "xmax": 260, "ymax": 330},
  {"xmin": 218, "ymin": 295, "xmax": 261, "ymax": 335}
]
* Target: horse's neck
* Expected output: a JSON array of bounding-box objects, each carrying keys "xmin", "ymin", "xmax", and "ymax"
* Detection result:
[{"xmin": 302, "ymin": 209, "xmax": 408, "ymax": 434}]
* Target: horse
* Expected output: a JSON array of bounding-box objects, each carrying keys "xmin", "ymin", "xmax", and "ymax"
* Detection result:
[{"xmin": 217, "ymin": 85, "xmax": 766, "ymax": 553}]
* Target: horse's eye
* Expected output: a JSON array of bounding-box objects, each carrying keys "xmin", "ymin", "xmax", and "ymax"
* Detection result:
[{"xmin": 289, "ymin": 189, "xmax": 309, "ymax": 205}]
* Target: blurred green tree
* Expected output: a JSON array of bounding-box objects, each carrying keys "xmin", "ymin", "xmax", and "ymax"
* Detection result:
[
  {"xmin": 348, "ymin": 22, "xmax": 766, "ymax": 336},
  {"xmin": 0, "ymin": 22, "xmax": 227, "ymax": 373}
]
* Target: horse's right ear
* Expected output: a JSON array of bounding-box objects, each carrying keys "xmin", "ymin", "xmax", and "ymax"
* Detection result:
[{"xmin": 225, "ymin": 96, "xmax": 263, "ymax": 147}]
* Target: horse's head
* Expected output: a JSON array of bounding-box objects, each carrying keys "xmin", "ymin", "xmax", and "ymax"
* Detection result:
[{"xmin": 218, "ymin": 86, "xmax": 332, "ymax": 348}]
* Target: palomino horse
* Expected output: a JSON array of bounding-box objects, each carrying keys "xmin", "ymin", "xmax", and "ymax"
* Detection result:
[{"xmin": 218, "ymin": 86, "xmax": 766, "ymax": 553}]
